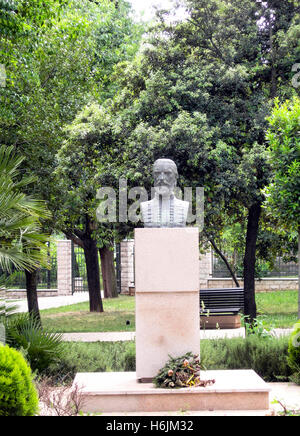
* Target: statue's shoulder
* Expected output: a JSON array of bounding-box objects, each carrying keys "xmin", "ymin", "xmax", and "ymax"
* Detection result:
[
  {"xmin": 174, "ymin": 197, "xmax": 189, "ymax": 209},
  {"xmin": 140, "ymin": 198, "xmax": 156, "ymax": 209}
]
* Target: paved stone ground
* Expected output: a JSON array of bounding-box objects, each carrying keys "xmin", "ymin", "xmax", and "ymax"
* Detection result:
[
  {"xmin": 61, "ymin": 328, "xmax": 293, "ymax": 342},
  {"xmin": 62, "ymin": 331, "xmax": 136, "ymax": 342},
  {"xmin": 12, "ymin": 292, "xmax": 91, "ymax": 313}
]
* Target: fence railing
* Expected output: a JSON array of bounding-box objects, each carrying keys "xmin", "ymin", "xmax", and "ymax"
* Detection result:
[
  {"xmin": 212, "ymin": 253, "xmax": 298, "ymax": 278},
  {"xmin": 72, "ymin": 243, "xmax": 88, "ymax": 293},
  {"xmin": 2, "ymin": 255, "xmax": 57, "ymax": 289}
]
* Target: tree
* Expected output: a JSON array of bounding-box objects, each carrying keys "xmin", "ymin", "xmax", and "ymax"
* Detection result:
[
  {"xmin": 53, "ymin": 2, "xmax": 143, "ymax": 309},
  {"xmin": 55, "ymin": 101, "xmax": 131, "ymax": 308},
  {"xmin": 264, "ymin": 97, "xmax": 300, "ymax": 317},
  {"xmin": 0, "ymin": 0, "xmax": 67, "ymax": 38},
  {"xmin": 0, "ymin": 0, "xmax": 141, "ymax": 311},
  {"xmin": 55, "ymin": 104, "xmax": 107, "ymax": 312},
  {"xmin": 0, "ymin": 145, "xmax": 50, "ymax": 321},
  {"xmin": 109, "ymin": 0, "xmax": 299, "ymax": 321},
  {"xmin": 0, "ymin": 0, "xmax": 98, "ymax": 314}
]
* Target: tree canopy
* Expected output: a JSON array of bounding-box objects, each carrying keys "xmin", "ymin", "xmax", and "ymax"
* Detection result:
[
  {"xmin": 264, "ymin": 96, "xmax": 300, "ymax": 317},
  {"xmin": 0, "ymin": 145, "xmax": 49, "ymax": 274},
  {"xmin": 105, "ymin": 0, "xmax": 299, "ymax": 319},
  {"xmin": 0, "ymin": 0, "xmax": 299, "ymax": 320}
]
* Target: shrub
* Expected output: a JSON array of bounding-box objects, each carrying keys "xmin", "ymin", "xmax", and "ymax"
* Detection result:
[
  {"xmin": 123, "ymin": 341, "xmax": 136, "ymax": 371},
  {"xmin": 5, "ymin": 313, "xmax": 65, "ymax": 374},
  {"xmin": 56, "ymin": 336, "xmax": 292, "ymax": 384},
  {"xmin": 36, "ymin": 377, "xmax": 84, "ymax": 416},
  {"xmin": 40, "ymin": 359, "xmax": 77, "ymax": 386},
  {"xmin": 200, "ymin": 336, "xmax": 292, "ymax": 382},
  {"xmin": 0, "ymin": 345, "xmax": 39, "ymax": 416},
  {"xmin": 287, "ymin": 321, "xmax": 300, "ymax": 385},
  {"xmin": 61, "ymin": 341, "xmax": 136, "ymax": 374}
]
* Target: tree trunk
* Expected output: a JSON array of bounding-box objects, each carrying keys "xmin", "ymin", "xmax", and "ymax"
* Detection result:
[
  {"xmin": 100, "ymin": 245, "xmax": 118, "ymax": 298},
  {"xmin": 100, "ymin": 247, "xmax": 108, "ymax": 298},
  {"xmin": 25, "ymin": 269, "xmax": 41, "ymax": 324},
  {"xmin": 83, "ymin": 236, "xmax": 103, "ymax": 312},
  {"xmin": 209, "ymin": 238, "xmax": 240, "ymax": 287},
  {"xmin": 243, "ymin": 202, "xmax": 261, "ymax": 322},
  {"xmin": 47, "ymin": 243, "xmax": 51, "ymax": 289}
]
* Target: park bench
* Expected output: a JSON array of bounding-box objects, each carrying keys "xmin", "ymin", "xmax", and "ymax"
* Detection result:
[{"xmin": 199, "ymin": 287, "xmax": 244, "ymax": 329}]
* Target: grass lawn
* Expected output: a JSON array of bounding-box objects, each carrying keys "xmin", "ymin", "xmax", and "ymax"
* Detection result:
[
  {"xmin": 255, "ymin": 290, "xmax": 298, "ymax": 328},
  {"xmin": 41, "ymin": 295, "xmax": 135, "ymax": 333},
  {"xmin": 40, "ymin": 290, "xmax": 299, "ymax": 333}
]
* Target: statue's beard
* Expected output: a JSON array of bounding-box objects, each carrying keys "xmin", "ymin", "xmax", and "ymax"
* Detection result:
[{"xmin": 154, "ymin": 184, "xmax": 174, "ymax": 197}]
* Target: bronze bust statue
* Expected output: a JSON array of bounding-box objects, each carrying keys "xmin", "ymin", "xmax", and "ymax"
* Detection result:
[{"xmin": 141, "ymin": 159, "xmax": 189, "ymax": 227}]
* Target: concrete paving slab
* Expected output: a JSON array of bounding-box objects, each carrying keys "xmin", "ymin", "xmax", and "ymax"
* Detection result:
[
  {"xmin": 62, "ymin": 332, "xmax": 136, "ymax": 342},
  {"xmin": 12, "ymin": 292, "xmax": 90, "ymax": 313}
]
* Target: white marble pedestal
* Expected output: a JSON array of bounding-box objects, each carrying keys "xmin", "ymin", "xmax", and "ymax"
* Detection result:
[{"xmin": 134, "ymin": 227, "xmax": 200, "ymax": 382}]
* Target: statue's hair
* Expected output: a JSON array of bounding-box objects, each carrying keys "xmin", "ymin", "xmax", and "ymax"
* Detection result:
[{"xmin": 153, "ymin": 158, "xmax": 178, "ymax": 178}]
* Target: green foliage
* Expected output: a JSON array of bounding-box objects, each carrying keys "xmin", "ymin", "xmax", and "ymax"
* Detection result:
[
  {"xmin": 287, "ymin": 320, "xmax": 300, "ymax": 384},
  {"xmin": 0, "ymin": 145, "xmax": 50, "ymax": 273},
  {"xmin": 108, "ymin": 0, "xmax": 299, "ymax": 320},
  {"xmin": 123, "ymin": 341, "xmax": 136, "ymax": 371},
  {"xmin": 0, "ymin": 0, "xmax": 142, "ymax": 237},
  {"xmin": 265, "ymin": 97, "xmax": 300, "ymax": 317},
  {"xmin": 0, "ymin": 344, "xmax": 39, "ymax": 416},
  {"xmin": 0, "ymin": 0, "xmax": 66, "ymax": 38},
  {"xmin": 4, "ymin": 313, "xmax": 64, "ymax": 374},
  {"xmin": 265, "ymin": 97, "xmax": 300, "ymax": 231},
  {"xmin": 201, "ymin": 336, "xmax": 291, "ymax": 382},
  {"xmin": 60, "ymin": 340, "xmax": 136, "ymax": 373},
  {"xmin": 56, "ymin": 334, "xmax": 293, "ymax": 384},
  {"xmin": 240, "ymin": 314, "xmax": 274, "ymax": 338}
]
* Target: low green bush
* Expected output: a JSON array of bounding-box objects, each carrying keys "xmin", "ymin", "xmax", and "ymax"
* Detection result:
[
  {"xmin": 4, "ymin": 313, "xmax": 65, "ymax": 374},
  {"xmin": 287, "ymin": 321, "xmax": 300, "ymax": 384},
  {"xmin": 123, "ymin": 341, "xmax": 136, "ymax": 371},
  {"xmin": 200, "ymin": 335, "xmax": 292, "ymax": 382},
  {"xmin": 60, "ymin": 336, "xmax": 292, "ymax": 383},
  {"xmin": 0, "ymin": 345, "xmax": 39, "ymax": 416},
  {"xmin": 61, "ymin": 341, "xmax": 136, "ymax": 373}
]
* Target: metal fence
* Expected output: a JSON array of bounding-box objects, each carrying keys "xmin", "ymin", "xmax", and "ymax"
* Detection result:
[
  {"xmin": 72, "ymin": 243, "xmax": 88, "ymax": 293},
  {"xmin": 1, "ymin": 245, "xmax": 57, "ymax": 289},
  {"xmin": 72, "ymin": 242, "xmax": 121, "ymax": 294},
  {"xmin": 262, "ymin": 257, "xmax": 298, "ymax": 278},
  {"xmin": 212, "ymin": 252, "xmax": 298, "ymax": 278}
]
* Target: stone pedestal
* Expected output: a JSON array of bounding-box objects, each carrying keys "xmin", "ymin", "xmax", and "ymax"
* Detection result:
[
  {"xmin": 73, "ymin": 227, "xmax": 270, "ymax": 414},
  {"xmin": 134, "ymin": 227, "xmax": 200, "ymax": 382}
]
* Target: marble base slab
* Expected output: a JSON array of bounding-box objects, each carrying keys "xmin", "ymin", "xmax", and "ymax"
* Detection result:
[{"xmin": 73, "ymin": 370, "xmax": 270, "ymax": 414}]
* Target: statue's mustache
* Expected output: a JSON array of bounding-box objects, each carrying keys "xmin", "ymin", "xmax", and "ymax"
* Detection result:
[{"xmin": 155, "ymin": 181, "xmax": 172, "ymax": 186}]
